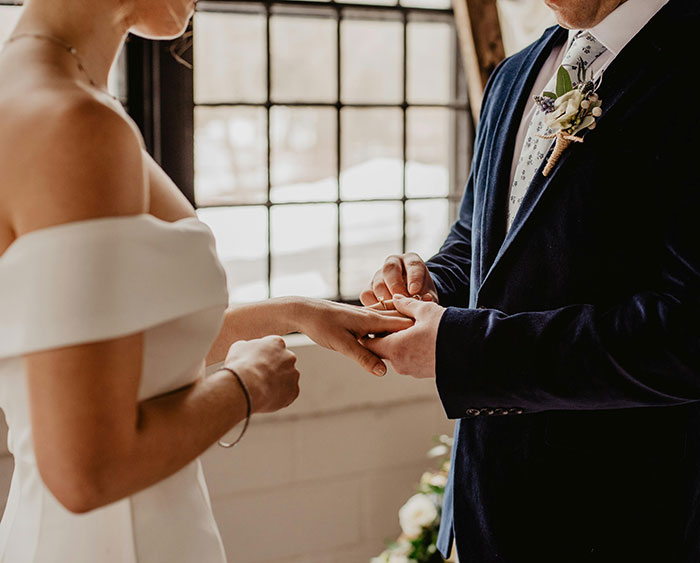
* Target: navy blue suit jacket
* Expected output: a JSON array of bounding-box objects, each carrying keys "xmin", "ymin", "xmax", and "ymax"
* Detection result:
[{"xmin": 427, "ymin": 0, "xmax": 700, "ymax": 560}]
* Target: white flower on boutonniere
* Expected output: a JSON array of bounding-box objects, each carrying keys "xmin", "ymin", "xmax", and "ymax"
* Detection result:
[
  {"xmin": 399, "ymin": 493, "xmax": 439, "ymax": 538},
  {"xmin": 533, "ymin": 61, "xmax": 604, "ymax": 176}
]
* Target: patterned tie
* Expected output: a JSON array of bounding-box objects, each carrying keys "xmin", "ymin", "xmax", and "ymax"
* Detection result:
[{"xmin": 506, "ymin": 32, "xmax": 607, "ymax": 231}]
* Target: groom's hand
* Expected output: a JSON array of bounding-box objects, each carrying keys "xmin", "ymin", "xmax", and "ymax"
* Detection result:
[
  {"xmin": 362, "ymin": 294, "xmax": 444, "ymax": 379},
  {"xmin": 360, "ymin": 253, "xmax": 439, "ymax": 306}
]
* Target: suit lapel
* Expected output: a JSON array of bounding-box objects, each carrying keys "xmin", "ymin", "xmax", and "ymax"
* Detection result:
[
  {"xmin": 478, "ymin": 26, "xmax": 568, "ymax": 283},
  {"xmin": 477, "ymin": 0, "xmax": 692, "ymax": 299}
]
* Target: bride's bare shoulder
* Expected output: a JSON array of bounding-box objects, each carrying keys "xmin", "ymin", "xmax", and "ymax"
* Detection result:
[{"xmin": 0, "ymin": 89, "xmax": 148, "ymax": 238}]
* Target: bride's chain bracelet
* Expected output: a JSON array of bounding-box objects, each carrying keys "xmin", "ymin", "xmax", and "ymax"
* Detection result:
[{"xmin": 217, "ymin": 367, "xmax": 251, "ymax": 448}]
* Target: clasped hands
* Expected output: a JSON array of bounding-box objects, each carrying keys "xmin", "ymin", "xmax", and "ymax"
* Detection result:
[
  {"xmin": 358, "ymin": 252, "xmax": 445, "ymax": 380},
  {"xmin": 222, "ymin": 253, "xmax": 444, "ymax": 417},
  {"xmin": 289, "ymin": 252, "xmax": 444, "ymax": 380}
]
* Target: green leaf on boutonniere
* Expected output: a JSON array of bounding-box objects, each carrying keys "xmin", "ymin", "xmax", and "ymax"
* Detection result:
[
  {"xmin": 542, "ymin": 91, "xmax": 557, "ymax": 99},
  {"xmin": 555, "ymin": 66, "xmax": 573, "ymax": 97}
]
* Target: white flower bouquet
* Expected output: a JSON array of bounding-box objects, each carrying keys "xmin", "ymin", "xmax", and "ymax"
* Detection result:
[{"xmin": 371, "ymin": 435, "xmax": 458, "ymax": 563}]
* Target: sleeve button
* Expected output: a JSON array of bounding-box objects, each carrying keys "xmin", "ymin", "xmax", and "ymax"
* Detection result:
[
  {"xmin": 480, "ymin": 408, "xmax": 495, "ymax": 416},
  {"xmin": 509, "ymin": 407, "xmax": 524, "ymax": 415},
  {"xmin": 493, "ymin": 408, "xmax": 508, "ymax": 416},
  {"xmin": 465, "ymin": 408, "xmax": 481, "ymax": 417}
]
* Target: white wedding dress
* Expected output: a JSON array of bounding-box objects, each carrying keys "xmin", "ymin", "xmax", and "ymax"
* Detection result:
[{"xmin": 0, "ymin": 214, "xmax": 230, "ymax": 562}]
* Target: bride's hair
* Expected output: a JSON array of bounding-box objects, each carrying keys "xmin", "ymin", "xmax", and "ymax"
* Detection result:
[{"xmin": 169, "ymin": 28, "xmax": 193, "ymax": 70}]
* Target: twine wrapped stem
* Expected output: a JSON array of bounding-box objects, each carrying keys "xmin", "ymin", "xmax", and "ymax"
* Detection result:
[{"xmin": 538, "ymin": 130, "xmax": 584, "ymax": 176}]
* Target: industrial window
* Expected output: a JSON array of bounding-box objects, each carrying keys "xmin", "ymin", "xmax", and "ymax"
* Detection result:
[{"xmin": 192, "ymin": 0, "xmax": 471, "ymax": 302}]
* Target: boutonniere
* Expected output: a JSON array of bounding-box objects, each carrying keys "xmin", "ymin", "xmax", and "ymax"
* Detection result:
[{"xmin": 533, "ymin": 61, "xmax": 603, "ymax": 176}]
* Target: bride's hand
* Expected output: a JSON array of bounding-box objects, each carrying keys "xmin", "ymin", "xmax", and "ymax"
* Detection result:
[{"xmin": 293, "ymin": 298, "xmax": 414, "ymax": 377}]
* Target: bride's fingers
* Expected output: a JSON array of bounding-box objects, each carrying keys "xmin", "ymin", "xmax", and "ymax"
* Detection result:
[
  {"xmin": 368, "ymin": 294, "xmax": 433, "ymax": 311},
  {"xmin": 371, "ymin": 310, "xmax": 408, "ymax": 319},
  {"xmin": 368, "ymin": 299, "xmax": 396, "ymax": 311},
  {"xmin": 366, "ymin": 313, "xmax": 413, "ymax": 334}
]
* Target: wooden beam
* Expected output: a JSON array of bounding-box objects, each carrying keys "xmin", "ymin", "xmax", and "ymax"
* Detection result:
[{"xmin": 453, "ymin": 0, "xmax": 505, "ymax": 123}]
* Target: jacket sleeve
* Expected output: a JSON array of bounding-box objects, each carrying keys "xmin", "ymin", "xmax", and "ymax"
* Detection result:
[
  {"xmin": 435, "ymin": 162, "xmax": 700, "ymax": 418},
  {"xmin": 425, "ymin": 177, "xmax": 474, "ymax": 308}
]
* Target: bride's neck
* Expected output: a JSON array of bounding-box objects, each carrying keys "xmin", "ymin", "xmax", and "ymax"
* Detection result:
[{"xmin": 12, "ymin": 0, "xmax": 130, "ymax": 90}]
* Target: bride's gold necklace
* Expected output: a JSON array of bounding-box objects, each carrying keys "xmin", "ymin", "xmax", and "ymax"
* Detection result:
[{"xmin": 2, "ymin": 32, "xmax": 119, "ymax": 102}]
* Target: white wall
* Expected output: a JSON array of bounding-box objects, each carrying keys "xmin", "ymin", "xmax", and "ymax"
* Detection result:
[{"xmin": 0, "ymin": 336, "xmax": 454, "ymax": 562}]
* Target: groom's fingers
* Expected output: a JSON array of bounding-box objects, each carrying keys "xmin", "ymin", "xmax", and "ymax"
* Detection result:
[
  {"xmin": 343, "ymin": 337, "xmax": 388, "ymax": 376},
  {"xmin": 360, "ymin": 289, "xmax": 379, "ymax": 307},
  {"xmin": 391, "ymin": 294, "xmax": 421, "ymax": 319},
  {"xmin": 382, "ymin": 256, "xmax": 410, "ymax": 297},
  {"xmin": 361, "ymin": 333, "xmax": 395, "ymax": 360},
  {"xmin": 372, "ymin": 278, "xmax": 393, "ymax": 301},
  {"xmin": 403, "ymin": 253, "xmax": 427, "ymax": 295}
]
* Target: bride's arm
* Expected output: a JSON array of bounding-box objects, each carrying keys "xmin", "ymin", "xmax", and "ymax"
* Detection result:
[
  {"xmin": 14, "ymin": 98, "xmax": 299, "ymax": 513},
  {"xmin": 26, "ymin": 332, "xmax": 298, "ymax": 514},
  {"xmin": 206, "ymin": 298, "xmax": 413, "ymax": 376}
]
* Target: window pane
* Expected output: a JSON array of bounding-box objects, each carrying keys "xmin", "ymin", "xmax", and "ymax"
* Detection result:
[
  {"xmin": 271, "ymin": 204, "xmax": 337, "ymax": 298},
  {"xmin": 401, "ymin": 0, "xmax": 451, "ymax": 8},
  {"xmin": 108, "ymin": 46, "xmax": 127, "ymax": 102},
  {"xmin": 405, "ymin": 199, "xmax": 449, "ymax": 261},
  {"xmin": 0, "ymin": 7, "xmax": 21, "ymax": 42},
  {"xmin": 407, "ymin": 21, "xmax": 453, "ymax": 104},
  {"xmin": 271, "ymin": 16, "xmax": 337, "ymax": 103},
  {"xmin": 406, "ymin": 108, "xmax": 450, "ymax": 198},
  {"xmin": 340, "ymin": 108, "xmax": 402, "ymax": 200},
  {"xmin": 340, "ymin": 201, "xmax": 402, "ymax": 299},
  {"xmin": 271, "ymin": 107, "xmax": 337, "ymax": 203},
  {"xmin": 194, "ymin": 13, "xmax": 266, "ymax": 104},
  {"xmin": 341, "ymin": 19, "xmax": 402, "ymax": 104},
  {"xmin": 194, "ymin": 106, "xmax": 267, "ymax": 206},
  {"xmin": 197, "ymin": 206, "xmax": 269, "ymax": 302}
]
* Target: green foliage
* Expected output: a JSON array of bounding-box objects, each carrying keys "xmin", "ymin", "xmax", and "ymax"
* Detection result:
[
  {"xmin": 555, "ymin": 66, "xmax": 573, "ymax": 97},
  {"xmin": 542, "ymin": 91, "xmax": 557, "ymax": 100},
  {"xmin": 407, "ymin": 527, "xmax": 444, "ymax": 562}
]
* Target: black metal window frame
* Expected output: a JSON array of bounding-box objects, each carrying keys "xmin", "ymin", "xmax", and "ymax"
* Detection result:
[{"xmin": 190, "ymin": 0, "xmax": 472, "ymax": 302}]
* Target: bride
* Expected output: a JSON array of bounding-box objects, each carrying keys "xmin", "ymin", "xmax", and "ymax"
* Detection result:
[{"xmin": 0, "ymin": 0, "xmax": 412, "ymax": 560}]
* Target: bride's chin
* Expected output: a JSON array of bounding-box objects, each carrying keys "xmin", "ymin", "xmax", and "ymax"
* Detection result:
[
  {"xmin": 130, "ymin": 5, "xmax": 195, "ymax": 41},
  {"xmin": 130, "ymin": 17, "xmax": 193, "ymax": 41}
]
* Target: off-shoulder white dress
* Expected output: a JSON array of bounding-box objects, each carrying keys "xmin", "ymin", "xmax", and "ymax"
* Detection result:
[{"xmin": 0, "ymin": 214, "xmax": 230, "ymax": 562}]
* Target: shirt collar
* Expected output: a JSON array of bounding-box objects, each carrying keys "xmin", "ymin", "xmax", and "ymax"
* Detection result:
[{"xmin": 566, "ymin": 0, "xmax": 670, "ymax": 56}]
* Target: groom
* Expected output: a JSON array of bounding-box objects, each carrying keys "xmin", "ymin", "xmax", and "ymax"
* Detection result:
[{"xmin": 362, "ymin": 0, "xmax": 700, "ymax": 560}]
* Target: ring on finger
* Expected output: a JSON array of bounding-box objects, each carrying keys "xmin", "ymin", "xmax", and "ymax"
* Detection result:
[{"xmin": 411, "ymin": 294, "xmax": 422, "ymax": 301}]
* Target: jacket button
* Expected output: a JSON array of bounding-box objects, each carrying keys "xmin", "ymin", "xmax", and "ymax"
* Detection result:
[{"xmin": 465, "ymin": 408, "xmax": 481, "ymax": 417}]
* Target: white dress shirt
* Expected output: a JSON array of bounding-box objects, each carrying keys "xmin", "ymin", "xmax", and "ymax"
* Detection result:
[{"xmin": 508, "ymin": 0, "xmax": 670, "ymax": 189}]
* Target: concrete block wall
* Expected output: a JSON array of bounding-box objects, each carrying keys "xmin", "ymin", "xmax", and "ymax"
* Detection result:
[{"xmin": 0, "ymin": 336, "xmax": 454, "ymax": 562}]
